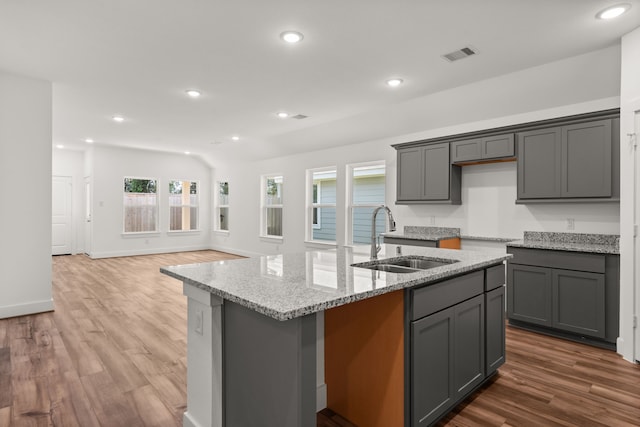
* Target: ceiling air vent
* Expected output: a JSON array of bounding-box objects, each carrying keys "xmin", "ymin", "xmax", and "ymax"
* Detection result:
[
  {"xmin": 442, "ymin": 46, "xmax": 477, "ymax": 62},
  {"xmin": 291, "ymin": 114, "xmax": 308, "ymax": 120}
]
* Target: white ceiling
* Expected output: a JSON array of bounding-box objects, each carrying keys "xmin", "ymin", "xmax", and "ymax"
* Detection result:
[{"xmin": 1, "ymin": 0, "xmax": 639, "ymax": 165}]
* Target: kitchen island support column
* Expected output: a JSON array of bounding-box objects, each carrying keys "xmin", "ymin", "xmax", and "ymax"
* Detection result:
[{"xmin": 182, "ymin": 282, "xmax": 317, "ymax": 427}]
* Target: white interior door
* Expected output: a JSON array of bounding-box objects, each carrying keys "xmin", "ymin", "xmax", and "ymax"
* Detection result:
[
  {"xmin": 52, "ymin": 176, "xmax": 73, "ymax": 255},
  {"xmin": 84, "ymin": 176, "xmax": 92, "ymax": 256}
]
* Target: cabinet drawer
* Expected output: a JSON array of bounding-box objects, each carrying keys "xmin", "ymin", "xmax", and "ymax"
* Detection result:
[
  {"xmin": 508, "ymin": 247, "xmax": 605, "ymax": 273},
  {"xmin": 485, "ymin": 264, "xmax": 505, "ymax": 291},
  {"xmin": 411, "ymin": 270, "xmax": 484, "ymax": 321}
]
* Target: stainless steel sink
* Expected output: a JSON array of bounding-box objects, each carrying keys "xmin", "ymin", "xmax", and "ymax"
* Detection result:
[
  {"xmin": 362, "ymin": 264, "xmax": 422, "ymax": 273},
  {"xmin": 383, "ymin": 258, "xmax": 456, "ymax": 269},
  {"xmin": 352, "ymin": 256, "xmax": 459, "ymax": 273}
]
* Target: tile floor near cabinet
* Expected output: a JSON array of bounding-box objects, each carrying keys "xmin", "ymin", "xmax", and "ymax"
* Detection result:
[{"xmin": 0, "ymin": 251, "xmax": 638, "ymax": 426}]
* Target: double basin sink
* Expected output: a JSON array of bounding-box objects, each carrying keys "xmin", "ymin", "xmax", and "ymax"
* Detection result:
[{"xmin": 352, "ymin": 256, "xmax": 459, "ymax": 274}]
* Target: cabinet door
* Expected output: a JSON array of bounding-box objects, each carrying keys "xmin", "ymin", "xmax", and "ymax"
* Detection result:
[
  {"xmin": 517, "ymin": 127, "xmax": 562, "ymax": 199},
  {"xmin": 561, "ymin": 120, "xmax": 612, "ymax": 198},
  {"xmin": 507, "ymin": 264, "xmax": 553, "ymax": 326},
  {"xmin": 451, "ymin": 138, "xmax": 481, "ymax": 162},
  {"xmin": 485, "ymin": 286, "xmax": 505, "ymax": 375},
  {"xmin": 482, "ymin": 134, "xmax": 514, "ymax": 159},
  {"xmin": 422, "ymin": 143, "xmax": 450, "ymax": 200},
  {"xmin": 552, "ymin": 269, "xmax": 606, "ymax": 338},
  {"xmin": 397, "ymin": 147, "xmax": 423, "ymax": 201},
  {"xmin": 453, "ymin": 295, "xmax": 485, "ymax": 398},
  {"xmin": 411, "ymin": 307, "xmax": 454, "ymax": 426}
]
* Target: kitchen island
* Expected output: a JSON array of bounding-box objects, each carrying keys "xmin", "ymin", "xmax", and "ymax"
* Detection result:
[{"xmin": 161, "ymin": 244, "xmax": 511, "ymax": 427}]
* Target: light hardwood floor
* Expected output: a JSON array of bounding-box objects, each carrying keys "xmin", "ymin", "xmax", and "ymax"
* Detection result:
[{"xmin": 1, "ymin": 251, "xmax": 639, "ymax": 426}]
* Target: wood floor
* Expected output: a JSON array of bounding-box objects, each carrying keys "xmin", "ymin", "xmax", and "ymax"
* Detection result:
[{"xmin": 1, "ymin": 251, "xmax": 639, "ymax": 427}]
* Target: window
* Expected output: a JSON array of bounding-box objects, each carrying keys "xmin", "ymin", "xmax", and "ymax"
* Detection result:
[
  {"xmin": 307, "ymin": 168, "xmax": 337, "ymax": 243},
  {"xmin": 216, "ymin": 181, "xmax": 229, "ymax": 231},
  {"xmin": 261, "ymin": 175, "xmax": 283, "ymax": 238},
  {"xmin": 347, "ymin": 162, "xmax": 386, "ymax": 244},
  {"xmin": 169, "ymin": 180, "xmax": 198, "ymax": 231},
  {"xmin": 123, "ymin": 177, "xmax": 158, "ymax": 233}
]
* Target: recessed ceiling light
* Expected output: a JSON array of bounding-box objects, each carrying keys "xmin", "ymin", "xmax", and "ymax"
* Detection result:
[
  {"xmin": 85, "ymin": 138, "xmax": 94, "ymax": 143},
  {"xmin": 186, "ymin": 89, "xmax": 201, "ymax": 98},
  {"xmin": 112, "ymin": 115, "xmax": 124, "ymax": 122},
  {"xmin": 185, "ymin": 151, "xmax": 191, "ymax": 155},
  {"xmin": 386, "ymin": 78, "xmax": 404, "ymax": 87},
  {"xmin": 277, "ymin": 112, "xmax": 289, "ymax": 118},
  {"xmin": 280, "ymin": 31, "xmax": 304, "ymax": 43},
  {"xmin": 596, "ymin": 3, "xmax": 631, "ymax": 19},
  {"xmin": 232, "ymin": 136, "xmax": 240, "ymax": 141},
  {"xmin": 56, "ymin": 144, "xmax": 64, "ymax": 149}
]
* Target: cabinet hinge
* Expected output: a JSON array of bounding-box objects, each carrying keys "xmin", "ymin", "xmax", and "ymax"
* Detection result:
[{"xmin": 634, "ymin": 316, "xmax": 638, "ymax": 329}]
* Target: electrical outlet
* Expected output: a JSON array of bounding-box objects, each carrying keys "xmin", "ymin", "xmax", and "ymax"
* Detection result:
[
  {"xmin": 429, "ymin": 215, "xmax": 435, "ymax": 225},
  {"xmin": 566, "ymin": 218, "xmax": 575, "ymax": 231},
  {"xmin": 195, "ymin": 310, "xmax": 203, "ymax": 335}
]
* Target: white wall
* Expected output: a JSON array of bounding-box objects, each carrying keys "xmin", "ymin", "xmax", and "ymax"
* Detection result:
[
  {"xmin": 619, "ymin": 26, "xmax": 640, "ymax": 363},
  {"xmin": 212, "ymin": 46, "xmax": 621, "ymax": 257},
  {"xmin": 52, "ymin": 149, "xmax": 85, "ymax": 254},
  {"xmin": 0, "ymin": 70, "xmax": 54, "ymax": 318},
  {"xmin": 88, "ymin": 145, "xmax": 213, "ymax": 258}
]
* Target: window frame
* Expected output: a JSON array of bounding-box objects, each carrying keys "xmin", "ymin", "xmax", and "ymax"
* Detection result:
[
  {"xmin": 122, "ymin": 176, "xmax": 159, "ymax": 235},
  {"xmin": 260, "ymin": 174, "xmax": 284, "ymax": 240},
  {"xmin": 345, "ymin": 161, "xmax": 387, "ymax": 245},
  {"xmin": 306, "ymin": 167, "xmax": 337, "ymax": 244},
  {"xmin": 168, "ymin": 179, "xmax": 199, "ymax": 233},
  {"xmin": 214, "ymin": 181, "xmax": 230, "ymax": 233}
]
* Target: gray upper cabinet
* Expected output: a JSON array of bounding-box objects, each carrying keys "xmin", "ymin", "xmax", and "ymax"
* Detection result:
[
  {"xmin": 451, "ymin": 134, "xmax": 515, "ymax": 163},
  {"xmin": 517, "ymin": 119, "xmax": 615, "ymax": 202},
  {"xmin": 562, "ymin": 120, "xmax": 612, "ymax": 198},
  {"xmin": 517, "ymin": 127, "xmax": 562, "ymax": 199},
  {"xmin": 396, "ymin": 142, "xmax": 461, "ymax": 204},
  {"xmin": 397, "ymin": 146, "xmax": 423, "ymax": 201}
]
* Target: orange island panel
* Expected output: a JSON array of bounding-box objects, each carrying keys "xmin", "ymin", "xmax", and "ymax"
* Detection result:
[
  {"xmin": 324, "ymin": 289, "xmax": 404, "ymax": 427},
  {"xmin": 439, "ymin": 237, "xmax": 461, "ymax": 249}
]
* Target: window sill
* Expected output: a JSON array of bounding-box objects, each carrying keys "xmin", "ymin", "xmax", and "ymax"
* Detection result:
[
  {"xmin": 260, "ymin": 235, "xmax": 284, "ymax": 244},
  {"xmin": 121, "ymin": 231, "xmax": 161, "ymax": 238},
  {"xmin": 213, "ymin": 230, "xmax": 230, "ymax": 236},
  {"xmin": 304, "ymin": 240, "xmax": 337, "ymax": 248},
  {"xmin": 167, "ymin": 230, "xmax": 201, "ymax": 235}
]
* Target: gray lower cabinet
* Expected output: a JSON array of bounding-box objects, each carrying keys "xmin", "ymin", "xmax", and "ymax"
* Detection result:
[
  {"xmin": 517, "ymin": 119, "xmax": 616, "ymax": 202},
  {"xmin": 408, "ymin": 266, "xmax": 504, "ymax": 426},
  {"xmin": 507, "ymin": 247, "xmax": 618, "ymax": 347},
  {"xmin": 396, "ymin": 142, "xmax": 461, "ymax": 204},
  {"xmin": 485, "ymin": 286, "xmax": 506, "ymax": 375},
  {"xmin": 552, "ymin": 269, "xmax": 605, "ymax": 338},
  {"xmin": 507, "ymin": 264, "xmax": 553, "ymax": 327},
  {"xmin": 411, "ymin": 294, "xmax": 484, "ymax": 426}
]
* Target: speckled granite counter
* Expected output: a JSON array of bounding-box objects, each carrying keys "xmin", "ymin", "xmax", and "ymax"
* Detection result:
[
  {"xmin": 161, "ymin": 244, "xmax": 510, "ymax": 321},
  {"xmin": 382, "ymin": 225, "xmax": 459, "ymax": 242},
  {"xmin": 461, "ymin": 235, "xmax": 519, "ymax": 243},
  {"xmin": 506, "ymin": 231, "xmax": 619, "ymax": 254}
]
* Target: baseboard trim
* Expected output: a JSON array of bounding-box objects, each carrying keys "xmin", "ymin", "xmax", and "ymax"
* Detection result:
[
  {"xmin": 316, "ymin": 383, "xmax": 327, "ymax": 412},
  {"xmin": 0, "ymin": 299, "xmax": 54, "ymax": 319},
  {"xmin": 89, "ymin": 245, "xmax": 212, "ymax": 259},
  {"xmin": 209, "ymin": 244, "xmax": 263, "ymax": 258},
  {"xmin": 182, "ymin": 411, "xmax": 202, "ymax": 427}
]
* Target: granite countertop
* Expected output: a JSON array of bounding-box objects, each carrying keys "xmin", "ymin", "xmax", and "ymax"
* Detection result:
[
  {"xmin": 506, "ymin": 231, "xmax": 620, "ymax": 254},
  {"xmin": 382, "ymin": 226, "xmax": 460, "ymax": 241},
  {"xmin": 161, "ymin": 244, "xmax": 510, "ymax": 321},
  {"xmin": 460, "ymin": 235, "xmax": 520, "ymax": 243}
]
